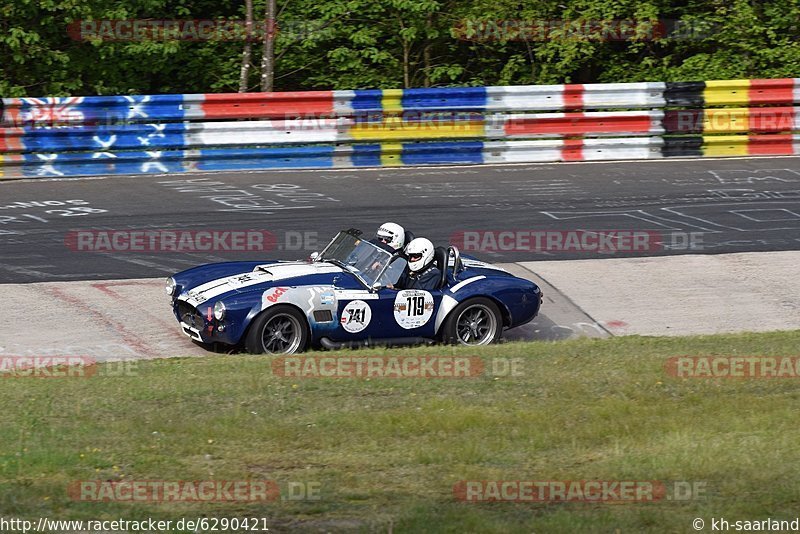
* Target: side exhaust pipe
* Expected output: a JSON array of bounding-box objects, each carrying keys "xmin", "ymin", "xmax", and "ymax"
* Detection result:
[{"xmin": 319, "ymin": 337, "xmax": 435, "ymax": 350}]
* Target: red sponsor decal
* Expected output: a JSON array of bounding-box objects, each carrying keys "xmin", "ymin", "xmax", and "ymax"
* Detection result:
[{"xmin": 266, "ymin": 287, "xmax": 289, "ymax": 303}]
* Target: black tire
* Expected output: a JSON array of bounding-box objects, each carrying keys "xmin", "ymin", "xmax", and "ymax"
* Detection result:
[
  {"xmin": 245, "ymin": 306, "xmax": 310, "ymax": 355},
  {"xmin": 441, "ymin": 297, "xmax": 503, "ymax": 346}
]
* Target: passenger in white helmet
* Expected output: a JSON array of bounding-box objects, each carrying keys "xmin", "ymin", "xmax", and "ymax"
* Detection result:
[
  {"xmin": 370, "ymin": 222, "xmax": 406, "ymax": 252},
  {"xmin": 394, "ymin": 237, "xmax": 441, "ymax": 291}
]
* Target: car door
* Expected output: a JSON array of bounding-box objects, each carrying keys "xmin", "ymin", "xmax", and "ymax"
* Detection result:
[
  {"xmin": 329, "ymin": 272, "xmax": 445, "ymax": 342},
  {"xmin": 368, "ymin": 287, "xmax": 443, "ymax": 339},
  {"xmin": 328, "ymin": 287, "xmax": 382, "ymax": 342}
]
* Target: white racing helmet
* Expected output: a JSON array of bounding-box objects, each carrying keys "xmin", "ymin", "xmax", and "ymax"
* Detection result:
[
  {"xmin": 375, "ymin": 222, "xmax": 405, "ymax": 251},
  {"xmin": 405, "ymin": 238, "xmax": 434, "ymax": 272}
]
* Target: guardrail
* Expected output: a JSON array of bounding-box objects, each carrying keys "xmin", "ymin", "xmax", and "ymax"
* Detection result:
[{"xmin": 2, "ymin": 78, "xmax": 800, "ymax": 178}]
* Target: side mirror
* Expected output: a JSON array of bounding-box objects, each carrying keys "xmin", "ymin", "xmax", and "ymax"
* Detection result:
[
  {"xmin": 309, "ymin": 251, "xmax": 320, "ymax": 262},
  {"xmin": 371, "ymin": 282, "xmax": 382, "ymax": 292}
]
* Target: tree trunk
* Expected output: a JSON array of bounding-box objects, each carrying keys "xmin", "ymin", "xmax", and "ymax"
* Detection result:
[
  {"xmin": 423, "ymin": 45, "xmax": 432, "ymax": 87},
  {"xmin": 238, "ymin": 0, "xmax": 254, "ymax": 92},
  {"xmin": 423, "ymin": 13, "xmax": 433, "ymax": 87},
  {"xmin": 260, "ymin": 0, "xmax": 277, "ymax": 92},
  {"xmin": 402, "ymin": 40, "xmax": 410, "ymax": 88}
]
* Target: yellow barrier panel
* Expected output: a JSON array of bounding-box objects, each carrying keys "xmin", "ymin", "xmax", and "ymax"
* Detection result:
[
  {"xmin": 380, "ymin": 143, "xmax": 404, "ymax": 166},
  {"xmin": 350, "ymin": 117, "xmax": 485, "ymax": 141},
  {"xmin": 381, "ymin": 89, "xmax": 404, "ymax": 113},
  {"xmin": 704, "ymin": 80, "xmax": 751, "ymax": 106},
  {"xmin": 703, "ymin": 108, "xmax": 750, "ymax": 133},
  {"xmin": 702, "ymin": 135, "xmax": 749, "ymax": 157},
  {"xmin": 0, "ymin": 154, "xmax": 3, "ymax": 178}
]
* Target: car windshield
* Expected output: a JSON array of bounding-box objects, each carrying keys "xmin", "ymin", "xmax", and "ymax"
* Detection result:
[{"xmin": 319, "ymin": 232, "xmax": 394, "ymax": 287}]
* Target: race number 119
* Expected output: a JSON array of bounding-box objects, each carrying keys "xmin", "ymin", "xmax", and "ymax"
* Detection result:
[{"xmin": 406, "ymin": 296, "xmax": 425, "ymax": 316}]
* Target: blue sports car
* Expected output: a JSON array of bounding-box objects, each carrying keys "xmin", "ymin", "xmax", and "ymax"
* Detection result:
[{"xmin": 166, "ymin": 229, "xmax": 542, "ymax": 354}]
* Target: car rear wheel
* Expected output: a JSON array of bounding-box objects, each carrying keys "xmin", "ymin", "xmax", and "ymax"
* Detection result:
[
  {"xmin": 442, "ymin": 297, "xmax": 502, "ymax": 346},
  {"xmin": 245, "ymin": 306, "xmax": 309, "ymax": 354}
]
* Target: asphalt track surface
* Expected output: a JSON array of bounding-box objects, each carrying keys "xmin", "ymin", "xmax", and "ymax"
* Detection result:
[
  {"xmin": 2, "ymin": 156, "xmax": 800, "ymax": 285},
  {"xmin": 3, "ymin": 156, "xmax": 800, "ymax": 349}
]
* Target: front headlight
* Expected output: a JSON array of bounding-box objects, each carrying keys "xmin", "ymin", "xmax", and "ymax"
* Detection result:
[
  {"xmin": 213, "ymin": 300, "xmax": 226, "ymax": 321},
  {"xmin": 165, "ymin": 277, "xmax": 177, "ymax": 297}
]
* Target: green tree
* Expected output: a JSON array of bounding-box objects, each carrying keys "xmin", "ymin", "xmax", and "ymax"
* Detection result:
[{"xmin": 3, "ymin": 0, "xmax": 800, "ymax": 96}]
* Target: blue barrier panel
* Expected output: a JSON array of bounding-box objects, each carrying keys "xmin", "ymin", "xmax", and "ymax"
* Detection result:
[
  {"xmin": 5, "ymin": 94, "xmax": 186, "ymax": 126},
  {"xmin": 401, "ymin": 87, "xmax": 487, "ymax": 111},
  {"xmin": 350, "ymin": 91, "xmax": 384, "ymax": 113},
  {"xmin": 17, "ymin": 150, "xmax": 187, "ymax": 177},
  {"xmin": 400, "ymin": 141, "xmax": 485, "ymax": 165},
  {"xmin": 197, "ymin": 146, "xmax": 335, "ymax": 170},
  {"xmin": 12, "ymin": 146, "xmax": 337, "ymax": 177},
  {"xmin": 350, "ymin": 144, "xmax": 382, "ymax": 166},
  {"xmin": 18, "ymin": 123, "xmax": 187, "ymax": 152}
]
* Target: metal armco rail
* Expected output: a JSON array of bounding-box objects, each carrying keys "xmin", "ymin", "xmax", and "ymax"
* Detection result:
[{"xmin": 2, "ymin": 78, "xmax": 799, "ymax": 178}]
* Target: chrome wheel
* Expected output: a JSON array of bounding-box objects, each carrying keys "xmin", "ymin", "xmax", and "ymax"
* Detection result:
[
  {"xmin": 260, "ymin": 313, "xmax": 303, "ymax": 354},
  {"xmin": 454, "ymin": 303, "xmax": 498, "ymax": 345}
]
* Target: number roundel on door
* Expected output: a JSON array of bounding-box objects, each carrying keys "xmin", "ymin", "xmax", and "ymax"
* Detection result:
[
  {"xmin": 341, "ymin": 300, "xmax": 372, "ymax": 333},
  {"xmin": 393, "ymin": 290, "xmax": 435, "ymax": 329}
]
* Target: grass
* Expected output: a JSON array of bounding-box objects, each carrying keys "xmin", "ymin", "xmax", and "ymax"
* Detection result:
[{"xmin": 2, "ymin": 331, "xmax": 800, "ymax": 532}]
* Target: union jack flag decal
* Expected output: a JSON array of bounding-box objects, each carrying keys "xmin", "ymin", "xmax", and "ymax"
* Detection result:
[{"xmin": 20, "ymin": 97, "xmax": 85, "ymax": 127}]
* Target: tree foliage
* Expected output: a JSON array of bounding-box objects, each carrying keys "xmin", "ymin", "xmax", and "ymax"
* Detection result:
[{"xmin": 2, "ymin": 0, "xmax": 800, "ymax": 96}]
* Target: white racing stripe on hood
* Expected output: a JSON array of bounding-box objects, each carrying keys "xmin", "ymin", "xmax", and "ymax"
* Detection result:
[
  {"xmin": 255, "ymin": 262, "xmax": 342, "ymax": 280},
  {"xmin": 181, "ymin": 262, "xmax": 343, "ymax": 307},
  {"xmin": 449, "ymin": 275, "xmax": 485, "ymax": 293}
]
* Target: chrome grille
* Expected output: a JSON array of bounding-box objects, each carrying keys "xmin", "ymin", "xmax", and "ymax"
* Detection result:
[{"xmin": 177, "ymin": 301, "xmax": 205, "ymax": 329}]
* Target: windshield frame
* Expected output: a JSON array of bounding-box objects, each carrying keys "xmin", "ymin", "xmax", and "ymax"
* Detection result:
[{"xmin": 318, "ymin": 231, "xmax": 395, "ymax": 290}]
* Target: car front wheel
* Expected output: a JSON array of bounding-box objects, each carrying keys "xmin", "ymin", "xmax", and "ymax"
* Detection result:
[
  {"xmin": 245, "ymin": 306, "xmax": 309, "ymax": 354},
  {"xmin": 441, "ymin": 297, "xmax": 502, "ymax": 346}
]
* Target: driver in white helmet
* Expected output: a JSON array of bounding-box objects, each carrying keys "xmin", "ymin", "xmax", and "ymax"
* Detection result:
[
  {"xmin": 395, "ymin": 237, "xmax": 441, "ymax": 290},
  {"xmin": 370, "ymin": 222, "xmax": 406, "ymax": 253}
]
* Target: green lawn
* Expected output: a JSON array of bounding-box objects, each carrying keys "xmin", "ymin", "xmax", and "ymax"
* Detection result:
[{"xmin": 2, "ymin": 331, "xmax": 800, "ymax": 533}]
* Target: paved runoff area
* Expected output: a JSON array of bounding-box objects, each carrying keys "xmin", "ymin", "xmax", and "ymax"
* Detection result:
[
  {"xmin": 2, "ymin": 251, "xmax": 798, "ymax": 362},
  {"xmin": 521, "ymin": 251, "xmax": 800, "ymax": 337}
]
